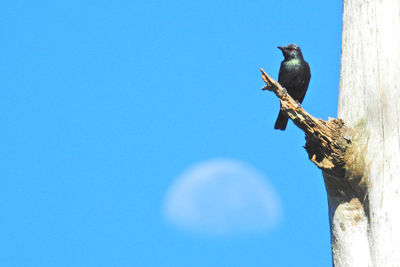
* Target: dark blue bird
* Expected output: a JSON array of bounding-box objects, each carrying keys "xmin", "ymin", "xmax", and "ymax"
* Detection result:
[{"xmin": 274, "ymin": 44, "xmax": 311, "ymax": 130}]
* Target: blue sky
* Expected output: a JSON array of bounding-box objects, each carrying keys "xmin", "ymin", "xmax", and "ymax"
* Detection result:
[{"xmin": 2, "ymin": 1, "xmax": 342, "ymax": 266}]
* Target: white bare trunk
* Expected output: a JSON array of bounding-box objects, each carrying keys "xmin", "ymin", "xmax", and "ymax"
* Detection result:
[
  {"xmin": 336, "ymin": 0, "xmax": 400, "ymax": 266},
  {"xmin": 324, "ymin": 173, "xmax": 371, "ymax": 267}
]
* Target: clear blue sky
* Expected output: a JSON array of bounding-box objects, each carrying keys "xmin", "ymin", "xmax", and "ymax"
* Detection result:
[{"xmin": 2, "ymin": 1, "xmax": 342, "ymax": 266}]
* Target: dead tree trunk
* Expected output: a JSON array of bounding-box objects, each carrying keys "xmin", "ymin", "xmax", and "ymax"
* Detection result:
[
  {"xmin": 260, "ymin": 1, "xmax": 400, "ymax": 266},
  {"xmin": 339, "ymin": 0, "xmax": 400, "ymax": 266}
]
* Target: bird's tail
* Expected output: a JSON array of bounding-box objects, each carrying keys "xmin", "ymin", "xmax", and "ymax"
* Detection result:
[{"xmin": 274, "ymin": 110, "xmax": 289, "ymax": 130}]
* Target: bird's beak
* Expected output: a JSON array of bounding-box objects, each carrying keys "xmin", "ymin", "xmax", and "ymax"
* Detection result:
[{"xmin": 277, "ymin": 46, "xmax": 284, "ymax": 51}]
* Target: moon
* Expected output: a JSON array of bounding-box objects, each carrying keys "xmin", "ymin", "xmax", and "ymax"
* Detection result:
[{"xmin": 162, "ymin": 158, "xmax": 282, "ymax": 235}]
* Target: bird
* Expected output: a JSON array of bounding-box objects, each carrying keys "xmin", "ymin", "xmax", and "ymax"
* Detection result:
[{"xmin": 274, "ymin": 44, "xmax": 311, "ymax": 130}]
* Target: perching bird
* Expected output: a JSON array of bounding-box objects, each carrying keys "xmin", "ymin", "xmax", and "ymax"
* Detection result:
[{"xmin": 274, "ymin": 44, "xmax": 311, "ymax": 130}]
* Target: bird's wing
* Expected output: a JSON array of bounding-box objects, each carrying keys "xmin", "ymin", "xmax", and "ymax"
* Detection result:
[{"xmin": 297, "ymin": 62, "xmax": 311, "ymax": 103}]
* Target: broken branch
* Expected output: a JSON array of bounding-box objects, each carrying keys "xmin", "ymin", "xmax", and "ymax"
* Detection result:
[{"xmin": 260, "ymin": 68, "xmax": 352, "ymax": 177}]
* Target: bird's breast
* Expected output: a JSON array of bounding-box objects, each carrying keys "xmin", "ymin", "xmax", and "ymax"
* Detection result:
[{"xmin": 284, "ymin": 58, "xmax": 301, "ymax": 66}]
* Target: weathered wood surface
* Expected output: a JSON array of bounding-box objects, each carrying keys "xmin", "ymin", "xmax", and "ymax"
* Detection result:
[{"xmin": 339, "ymin": 0, "xmax": 400, "ymax": 266}]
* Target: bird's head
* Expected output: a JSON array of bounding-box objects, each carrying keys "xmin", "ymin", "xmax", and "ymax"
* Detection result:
[{"xmin": 277, "ymin": 44, "xmax": 303, "ymax": 60}]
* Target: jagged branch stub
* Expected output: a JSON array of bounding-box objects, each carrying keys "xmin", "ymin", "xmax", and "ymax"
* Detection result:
[{"xmin": 260, "ymin": 68, "xmax": 352, "ymax": 177}]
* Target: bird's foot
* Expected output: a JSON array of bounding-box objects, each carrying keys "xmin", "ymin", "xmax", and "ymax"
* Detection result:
[{"xmin": 280, "ymin": 88, "xmax": 287, "ymax": 98}]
